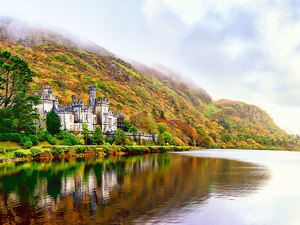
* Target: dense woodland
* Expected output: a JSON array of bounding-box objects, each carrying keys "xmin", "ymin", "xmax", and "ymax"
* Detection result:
[{"xmin": 0, "ymin": 19, "xmax": 300, "ymax": 150}]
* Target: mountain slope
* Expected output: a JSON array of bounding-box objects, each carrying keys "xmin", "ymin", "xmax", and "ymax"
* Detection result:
[{"xmin": 0, "ymin": 18, "xmax": 299, "ymax": 149}]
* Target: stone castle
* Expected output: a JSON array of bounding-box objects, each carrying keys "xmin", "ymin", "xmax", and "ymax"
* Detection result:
[{"xmin": 35, "ymin": 85, "xmax": 124, "ymax": 133}]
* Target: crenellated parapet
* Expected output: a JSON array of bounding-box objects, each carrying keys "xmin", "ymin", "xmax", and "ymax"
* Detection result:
[{"xmin": 96, "ymin": 97, "xmax": 109, "ymax": 106}]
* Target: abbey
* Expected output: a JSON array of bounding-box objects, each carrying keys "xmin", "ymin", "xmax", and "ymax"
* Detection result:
[{"xmin": 35, "ymin": 86, "xmax": 124, "ymax": 133}]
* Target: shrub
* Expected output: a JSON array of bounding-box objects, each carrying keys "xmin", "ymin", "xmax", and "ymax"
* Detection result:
[
  {"xmin": 20, "ymin": 136, "xmax": 31, "ymax": 146},
  {"xmin": 60, "ymin": 131, "xmax": 79, "ymax": 146},
  {"xmin": 46, "ymin": 134, "xmax": 57, "ymax": 145},
  {"xmin": 30, "ymin": 147, "xmax": 42, "ymax": 157},
  {"xmin": 37, "ymin": 130, "xmax": 48, "ymax": 142},
  {"xmin": 115, "ymin": 129, "xmax": 126, "ymax": 145},
  {"xmin": 128, "ymin": 126, "xmax": 138, "ymax": 133},
  {"xmin": 38, "ymin": 149, "xmax": 53, "ymax": 158},
  {"xmin": 148, "ymin": 146, "xmax": 158, "ymax": 151},
  {"xmin": 105, "ymin": 137, "xmax": 114, "ymax": 145},
  {"xmin": 29, "ymin": 135, "xmax": 39, "ymax": 146},
  {"xmin": 51, "ymin": 147, "xmax": 64, "ymax": 156},
  {"xmin": 10, "ymin": 133, "xmax": 21, "ymax": 142},
  {"xmin": 5, "ymin": 147, "xmax": 19, "ymax": 152},
  {"xmin": 125, "ymin": 137, "xmax": 133, "ymax": 146},
  {"xmin": 54, "ymin": 132, "xmax": 64, "ymax": 140},
  {"xmin": 75, "ymin": 146, "xmax": 88, "ymax": 154},
  {"xmin": 0, "ymin": 133, "xmax": 9, "ymax": 141},
  {"xmin": 14, "ymin": 150, "xmax": 25, "ymax": 158},
  {"xmin": 146, "ymin": 140, "xmax": 154, "ymax": 146},
  {"xmin": 23, "ymin": 141, "xmax": 33, "ymax": 149},
  {"xmin": 102, "ymin": 143, "xmax": 111, "ymax": 153},
  {"xmin": 0, "ymin": 148, "xmax": 5, "ymax": 155}
]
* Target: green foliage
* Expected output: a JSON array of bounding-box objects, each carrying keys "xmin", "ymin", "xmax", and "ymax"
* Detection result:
[
  {"xmin": 0, "ymin": 148, "xmax": 5, "ymax": 155},
  {"xmin": 54, "ymin": 54, "xmax": 75, "ymax": 65},
  {"xmin": 105, "ymin": 137, "xmax": 114, "ymax": 145},
  {"xmin": 20, "ymin": 136, "xmax": 31, "ymax": 146},
  {"xmin": 0, "ymin": 133, "xmax": 9, "ymax": 141},
  {"xmin": 128, "ymin": 126, "xmax": 138, "ymax": 133},
  {"xmin": 115, "ymin": 129, "xmax": 126, "ymax": 145},
  {"xmin": 14, "ymin": 150, "xmax": 25, "ymax": 158},
  {"xmin": 46, "ymin": 110, "xmax": 61, "ymax": 135},
  {"xmin": 5, "ymin": 147, "xmax": 19, "ymax": 152},
  {"xmin": 124, "ymin": 121, "xmax": 133, "ymax": 132},
  {"xmin": 23, "ymin": 141, "xmax": 33, "ymax": 149},
  {"xmin": 162, "ymin": 132, "xmax": 172, "ymax": 144},
  {"xmin": 157, "ymin": 122, "xmax": 168, "ymax": 134},
  {"xmin": 46, "ymin": 133, "xmax": 57, "ymax": 145},
  {"xmin": 30, "ymin": 147, "xmax": 42, "ymax": 157},
  {"xmin": 157, "ymin": 133, "xmax": 165, "ymax": 146},
  {"xmin": 28, "ymin": 135, "xmax": 39, "ymax": 146},
  {"xmin": 92, "ymin": 126, "xmax": 104, "ymax": 145},
  {"xmin": 0, "ymin": 50, "xmax": 35, "ymax": 107},
  {"xmin": 37, "ymin": 130, "xmax": 49, "ymax": 142},
  {"xmin": 10, "ymin": 133, "xmax": 21, "ymax": 142},
  {"xmin": 82, "ymin": 124, "xmax": 90, "ymax": 144},
  {"xmin": 51, "ymin": 147, "xmax": 64, "ymax": 156},
  {"xmin": 60, "ymin": 131, "xmax": 79, "ymax": 146},
  {"xmin": 75, "ymin": 146, "xmax": 88, "ymax": 154}
]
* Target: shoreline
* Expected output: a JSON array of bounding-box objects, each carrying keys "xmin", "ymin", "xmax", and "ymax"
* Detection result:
[{"xmin": 0, "ymin": 145, "xmax": 194, "ymax": 163}]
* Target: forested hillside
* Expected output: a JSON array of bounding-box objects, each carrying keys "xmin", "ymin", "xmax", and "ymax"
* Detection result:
[{"xmin": 1, "ymin": 18, "xmax": 299, "ymax": 149}]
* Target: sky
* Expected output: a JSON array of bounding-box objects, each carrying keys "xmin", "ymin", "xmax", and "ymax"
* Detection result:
[{"xmin": 0, "ymin": 0, "xmax": 300, "ymax": 134}]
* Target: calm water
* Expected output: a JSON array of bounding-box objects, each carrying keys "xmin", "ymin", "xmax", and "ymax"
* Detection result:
[{"xmin": 0, "ymin": 149, "xmax": 299, "ymax": 224}]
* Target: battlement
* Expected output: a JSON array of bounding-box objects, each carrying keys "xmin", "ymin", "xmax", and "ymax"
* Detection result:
[
  {"xmin": 89, "ymin": 85, "xmax": 96, "ymax": 92},
  {"xmin": 96, "ymin": 97, "xmax": 109, "ymax": 106}
]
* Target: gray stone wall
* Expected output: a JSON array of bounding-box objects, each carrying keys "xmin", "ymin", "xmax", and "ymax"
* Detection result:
[{"xmin": 104, "ymin": 132, "xmax": 158, "ymax": 143}]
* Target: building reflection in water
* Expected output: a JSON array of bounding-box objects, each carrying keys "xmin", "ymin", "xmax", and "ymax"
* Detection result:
[{"xmin": 0, "ymin": 154, "xmax": 270, "ymax": 224}]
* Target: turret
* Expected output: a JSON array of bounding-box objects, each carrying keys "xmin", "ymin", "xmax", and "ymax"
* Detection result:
[{"xmin": 89, "ymin": 85, "xmax": 96, "ymax": 107}]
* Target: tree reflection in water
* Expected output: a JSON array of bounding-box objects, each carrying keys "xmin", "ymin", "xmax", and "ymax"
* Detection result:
[{"xmin": 0, "ymin": 153, "xmax": 270, "ymax": 224}]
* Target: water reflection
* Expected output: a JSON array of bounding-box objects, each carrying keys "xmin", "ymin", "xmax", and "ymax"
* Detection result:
[{"xmin": 0, "ymin": 154, "xmax": 269, "ymax": 224}]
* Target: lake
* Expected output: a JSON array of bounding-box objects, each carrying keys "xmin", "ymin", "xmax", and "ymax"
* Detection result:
[{"xmin": 0, "ymin": 149, "xmax": 299, "ymax": 224}]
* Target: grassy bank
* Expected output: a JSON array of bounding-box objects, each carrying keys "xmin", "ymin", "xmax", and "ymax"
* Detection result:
[{"xmin": 0, "ymin": 144, "xmax": 192, "ymax": 162}]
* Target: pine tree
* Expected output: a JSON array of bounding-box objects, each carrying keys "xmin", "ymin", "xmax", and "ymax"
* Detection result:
[
  {"xmin": 92, "ymin": 126, "xmax": 104, "ymax": 145},
  {"xmin": 46, "ymin": 110, "xmax": 61, "ymax": 135},
  {"xmin": 0, "ymin": 50, "xmax": 35, "ymax": 107},
  {"xmin": 82, "ymin": 123, "xmax": 90, "ymax": 144},
  {"xmin": 115, "ymin": 129, "xmax": 126, "ymax": 145}
]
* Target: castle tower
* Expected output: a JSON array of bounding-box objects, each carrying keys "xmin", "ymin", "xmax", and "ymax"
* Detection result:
[
  {"xmin": 95, "ymin": 97, "xmax": 109, "ymax": 132},
  {"xmin": 89, "ymin": 85, "xmax": 96, "ymax": 107}
]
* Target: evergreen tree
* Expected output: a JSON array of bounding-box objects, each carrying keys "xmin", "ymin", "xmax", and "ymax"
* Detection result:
[
  {"xmin": 115, "ymin": 129, "xmax": 126, "ymax": 145},
  {"xmin": 92, "ymin": 126, "xmax": 104, "ymax": 145},
  {"xmin": 0, "ymin": 50, "xmax": 39, "ymax": 133},
  {"xmin": 82, "ymin": 123, "xmax": 90, "ymax": 144},
  {"xmin": 0, "ymin": 50, "xmax": 35, "ymax": 107},
  {"xmin": 46, "ymin": 110, "xmax": 61, "ymax": 135}
]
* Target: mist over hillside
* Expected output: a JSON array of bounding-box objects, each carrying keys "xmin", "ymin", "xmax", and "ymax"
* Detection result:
[{"xmin": 1, "ymin": 17, "xmax": 299, "ymax": 149}]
